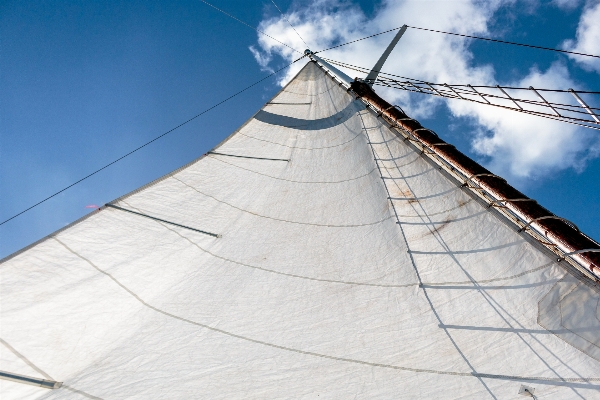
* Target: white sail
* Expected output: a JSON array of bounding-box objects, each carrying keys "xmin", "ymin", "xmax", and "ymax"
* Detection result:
[{"xmin": 1, "ymin": 60, "xmax": 599, "ymax": 399}]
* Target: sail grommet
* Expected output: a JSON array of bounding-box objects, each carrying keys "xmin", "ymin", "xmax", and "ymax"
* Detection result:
[{"xmin": 518, "ymin": 384, "xmax": 536, "ymax": 397}]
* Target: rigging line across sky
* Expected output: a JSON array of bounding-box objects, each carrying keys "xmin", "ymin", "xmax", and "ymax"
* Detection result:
[
  {"xmin": 269, "ymin": 0, "xmax": 310, "ymax": 49},
  {"xmin": 320, "ymin": 57, "xmax": 600, "ymax": 93},
  {"xmin": 320, "ymin": 57, "xmax": 600, "ymax": 131},
  {"xmin": 314, "ymin": 25, "xmax": 600, "ymax": 59},
  {"xmin": 198, "ymin": 0, "xmax": 302, "ymax": 54},
  {"xmin": 0, "ymin": 58, "xmax": 302, "ymax": 228}
]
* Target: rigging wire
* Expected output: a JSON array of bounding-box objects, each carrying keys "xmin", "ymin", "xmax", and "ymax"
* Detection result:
[
  {"xmin": 199, "ymin": 0, "xmax": 302, "ymax": 54},
  {"xmin": 315, "ymin": 25, "xmax": 600, "ymax": 60},
  {"xmin": 314, "ymin": 27, "xmax": 401, "ymax": 54},
  {"xmin": 322, "ymin": 57, "xmax": 600, "ymax": 94},
  {"xmin": 269, "ymin": 0, "xmax": 310, "ymax": 49},
  {"xmin": 320, "ymin": 57, "xmax": 600, "ymax": 131},
  {"xmin": 407, "ymin": 25, "xmax": 600, "ymax": 60},
  {"xmin": 0, "ymin": 57, "xmax": 305, "ymax": 228}
]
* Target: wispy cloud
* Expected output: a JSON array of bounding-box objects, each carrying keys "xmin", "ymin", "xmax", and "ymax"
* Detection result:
[
  {"xmin": 562, "ymin": 1, "xmax": 600, "ymax": 73},
  {"xmin": 552, "ymin": 0, "xmax": 584, "ymax": 10},
  {"xmin": 251, "ymin": 0, "xmax": 600, "ymax": 181}
]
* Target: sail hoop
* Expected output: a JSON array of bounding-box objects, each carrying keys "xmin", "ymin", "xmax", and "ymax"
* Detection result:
[
  {"xmin": 519, "ymin": 216, "xmax": 580, "ymax": 233},
  {"xmin": 377, "ymin": 104, "xmax": 406, "ymax": 116},
  {"xmin": 462, "ymin": 173, "xmax": 506, "ymax": 188},
  {"xmin": 487, "ymin": 198, "xmax": 537, "ymax": 208},
  {"xmin": 558, "ymin": 250, "xmax": 600, "ymax": 273}
]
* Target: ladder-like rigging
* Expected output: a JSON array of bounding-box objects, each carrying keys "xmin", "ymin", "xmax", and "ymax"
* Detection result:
[{"xmin": 323, "ymin": 57, "xmax": 600, "ymax": 131}]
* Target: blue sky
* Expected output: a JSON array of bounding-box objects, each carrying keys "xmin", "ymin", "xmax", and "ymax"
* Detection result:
[{"xmin": 1, "ymin": 0, "xmax": 599, "ymax": 259}]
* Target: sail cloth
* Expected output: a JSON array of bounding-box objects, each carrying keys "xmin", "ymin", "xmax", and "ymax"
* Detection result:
[{"xmin": 1, "ymin": 61, "xmax": 599, "ymax": 399}]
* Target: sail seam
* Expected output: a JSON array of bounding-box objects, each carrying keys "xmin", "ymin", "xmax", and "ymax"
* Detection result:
[
  {"xmin": 381, "ymin": 166, "xmax": 436, "ymax": 179},
  {"xmin": 142, "ymin": 208, "xmax": 553, "ymax": 288},
  {"xmin": 207, "ymin": 156, "xmax": 376, "ymax": 183},
  {"xmin": 237, "ymin": 129, "xmax": 363, "ymax": 150},
  {"xmin": 166, "ymin": 217, "xmax": 554, "ymax": 287},
  {"xmin": 51, "ymin": 237, "xmax": 600, "ymax": 384},
  {"xmin": 0, "ymin": 338, "xmax": 55, "ymax": 381},
  {"xmin": 172, "ymin": 176, "xmax": 392, "ymax": 227}
]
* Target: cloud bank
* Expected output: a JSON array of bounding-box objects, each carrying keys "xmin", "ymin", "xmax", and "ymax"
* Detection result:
[{"xmin": 251, "ymin": 0, "xmax": 600, "ymax": 181}]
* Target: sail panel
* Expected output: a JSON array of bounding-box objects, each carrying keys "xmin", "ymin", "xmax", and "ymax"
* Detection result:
[{"xmin": 1, "ymin": 61, "xmax": 599, "ymax": 399}]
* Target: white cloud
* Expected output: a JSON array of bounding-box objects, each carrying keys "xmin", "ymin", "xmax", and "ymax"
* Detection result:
[
  {"xmin": 467, "ymin": 62, "xmax": 595, "ymax": 178},
  {"xmin": 251, "ymin": 0, "xmax": 599, "ymax": 180},
  {"xmin": 562, "ymin": 1, "xmax": 600, "ymax": 73},
  {"xmin": 552, "ymin": 0, "xmax": 583, "ymax": 10}
]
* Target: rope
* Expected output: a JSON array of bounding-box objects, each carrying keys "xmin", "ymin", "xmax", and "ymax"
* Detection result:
[
  {"xmin": 320, "ymin": 57, "xmax": 600, "ymax": 130},
  {"xmin": 314, "ymin": 27, "xmax": 400, "ymax": 54},
  {"xmin": 0, "ymin": 58, "xmax": 302, "ymax": 227},
  {"xmin": 407, "ymin": 25, "xmax": 600, "ymax": 60},
  {"xmin": 322, "ymin": 57, "xmax": 600, "ymax": 95},
  {"xmin": 314, "ymin": 24, "xmax": 600, "ymax": 60},
  {"xmin": 269, "ymin": 0, "xmax": 310, "ymax": 49},
  {"xmin": 199, "ymin": 0, "xmax": 302, "ymax": 54}
]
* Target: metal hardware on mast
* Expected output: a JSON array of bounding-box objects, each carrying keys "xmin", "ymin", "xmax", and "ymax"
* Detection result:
[
  {"xmin": 364, "ymin": 25, "xmax": 408, "ymax": 86},
  {"xmin": 305, "ymin": 49, "xmax": 354, "ymax": 88}
]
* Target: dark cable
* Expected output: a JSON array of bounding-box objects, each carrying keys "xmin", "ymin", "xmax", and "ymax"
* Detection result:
[
  {"xmin": 321, "ymin": 56, "xmax": 600, "ymax": 130},
  {"xmin": 0, "ymin": 58, "xmax": 303, "ymax": 227},
  {"xmin": 315, "ymin": 25, "xmax": 600, "ymax": 60},
  {"xmin": 270, "ymin": 0, "xmax": 310, "ymax": 49},
  {"xmin": 199, "ymin": 0, "xmax": 302, "ymax": 54},
  {"xmin": 406, "ymin": 25, "xmax": 600, "ymax": 59},
  {"xmin": 321, "ymin": 57, "xmax": 600, "ymax": 94},
  {"xmin": 314, "ymin": 27, "xmax": 400, "ymax": 54}
]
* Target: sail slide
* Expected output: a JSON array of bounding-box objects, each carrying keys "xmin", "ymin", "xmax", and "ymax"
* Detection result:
[{"xmin": 2, "ymin": 60, "xmax": 600, "ymax": 399}]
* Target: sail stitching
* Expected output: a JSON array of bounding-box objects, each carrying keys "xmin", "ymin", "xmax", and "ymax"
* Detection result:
[
  {"xmin": 50, "ymin": 237, "xmax": 600, "ymax": 384},
  {"xmin": 207, "ymin": 154, "xmax": 376, "ymax": 183},
  {"xmin": 172, "ymin": 176, "xmax": 392, "ymax": 227},
  {"xmin": 237, "ymin": 129, "xmax": 363, "ymax": 150},
  {"xmin": 157, "ymin": 215, "xmax": 554, "ymax": 288}
]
